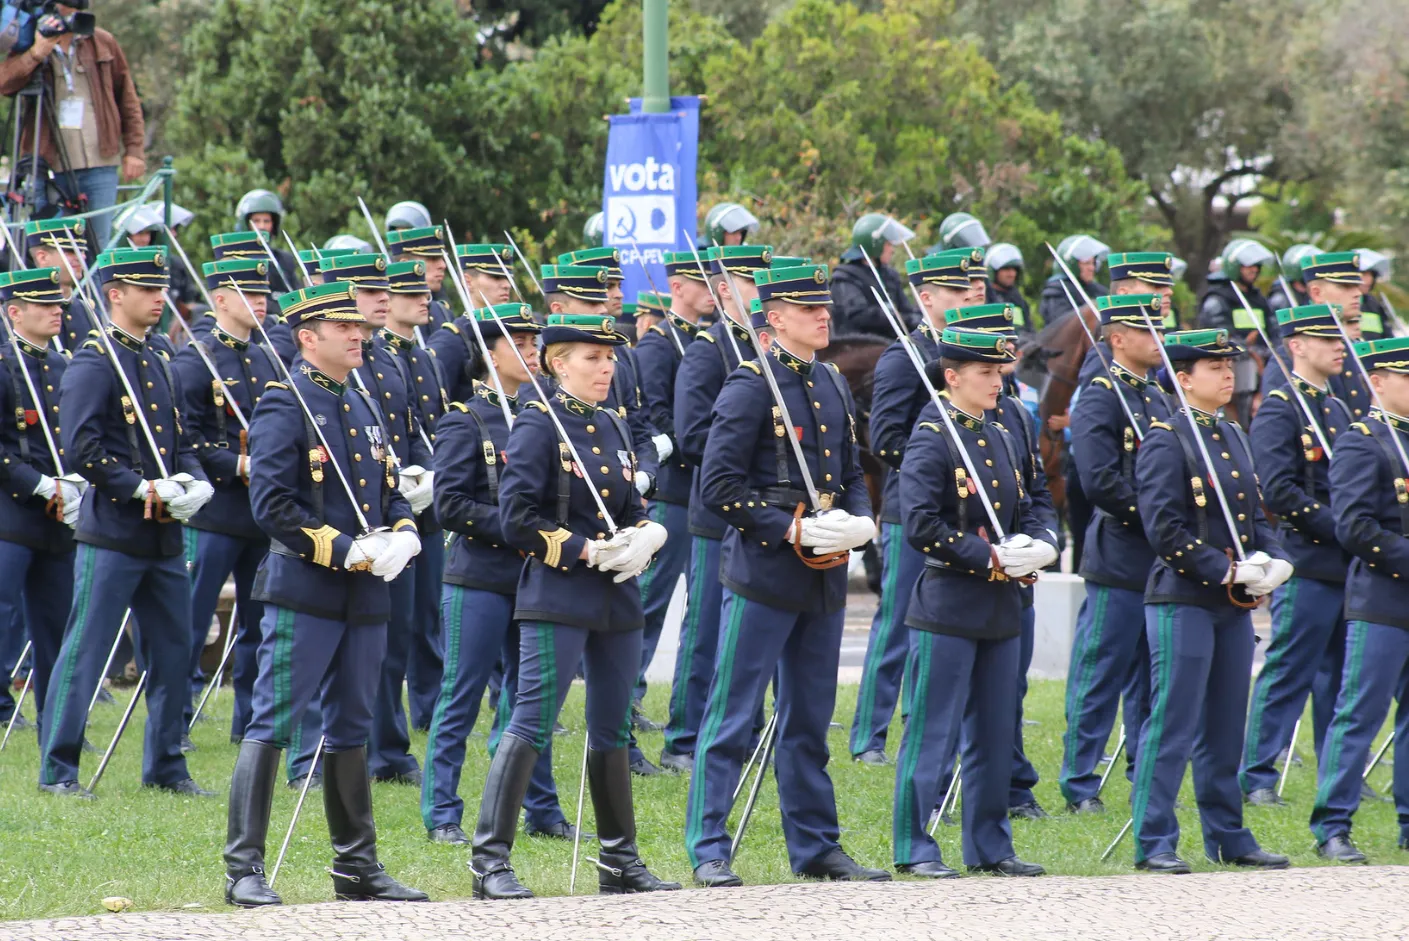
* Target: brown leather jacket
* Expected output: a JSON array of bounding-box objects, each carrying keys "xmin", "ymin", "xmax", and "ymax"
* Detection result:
[{"xmin": 0, "ymin": 28, "xmax": 144, "ymax": 170}]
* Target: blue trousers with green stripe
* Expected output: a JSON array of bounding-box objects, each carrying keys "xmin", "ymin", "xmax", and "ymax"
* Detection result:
[
  {"xmin": 635, "ymin": 500, "xmax": 690, "ymax": 704},
  {"xmin": 1131, "ymin": 604, "xmax": 1259, "ymax": 864},
  {"xmin": 1310, "ymin": 620, "xmax": 1409, "ymax": 844},
  {"xmin": 1241, "ymin": 576, "xmax": 1345, "ymax": 796},
  {"xmin": 368, "ymin": 566, "xmax": 419, "ymax": 779},
  {"xmin": 39, "ymin": 545, "xmax": 192, "ymax": 787},
  {"xmin": 406, "ymin": 533, "xmax": 445, "ymax": 730},
  {"xmin": 244, "ymin": 605, "xmax": 385, "ymax": 754},
  {"xmin": 421, "ymin": 586, "xmax": 566, "ymax": 832},
  {"xmin": 505, "ymin": 622, "xmax": 641, "ymax": 752},
  {"xmin": 893, "ymin": 628, "xmax": 1019, "ymax": 867},
  {"xmin": 685, "ymin": 591, "xmax": 844, "ymax": 872},
  {"xmin": 849, "ymin": 523, "xmax": 922, "ymax": 757},
  {"xmin": 181, "ymin": 528, "xmax": 267, "ymax": 733},
  {"xmin": 1059, "ymin": 583, "xmax": 1150, "ymax": 806},
  {"xmin": 663, "ymin": 535, "xmax": 723, "ymax": 758},
  {"xmin": 0, "ymin": 539, "xmax": 72, "ymax": 721}
]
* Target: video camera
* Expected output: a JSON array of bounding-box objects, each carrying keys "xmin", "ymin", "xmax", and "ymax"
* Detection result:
[{"xmin": 0, "ymin": 0, "xmax": 93, "ymax": 55}]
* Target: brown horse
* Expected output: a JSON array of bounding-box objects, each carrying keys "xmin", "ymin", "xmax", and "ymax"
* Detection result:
[
  {"xmin": 1031, "ymin": 308, "xmax": 1097, "ymax": 527},
  {"xmin": 820, "ymin": 333, "xmax": 889, "ymax": 517}
]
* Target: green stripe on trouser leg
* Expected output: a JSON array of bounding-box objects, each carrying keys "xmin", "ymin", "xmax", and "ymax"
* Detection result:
[
  {"xmin": 1311, "ymin": 621, "xmax": 1368, "ymax": 842},
  {"xmin": 892, "ymin": 630, "xmax": 932, "ymax": 864},
  {"xmin": 1242, "ymin": 578, "xmax": 1299, "ymax": 773},
  {"xmin": 685, "ymin": 592, "xmax": 746, "ymax": 868},
  {"xmin": 40, "ymin": 544, "xmax": 97, "ymax": 784},
  {"xmin": 852, "ymin": 525, "xmax": 902, "ymax": 755},
  {"xmin": 1130, "ymin": 604, "xmax": 1173, "ymax": 861},
  {"xmin": 270, "ymin": 608, "xmax": 296, "ymax": 746},
  {"xmin": 421, "ymin": 586, "xmax": 465, "ymax": 826}
]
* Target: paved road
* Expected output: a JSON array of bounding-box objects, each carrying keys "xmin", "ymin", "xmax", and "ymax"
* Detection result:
[{"xmin": 8, "ymin": 866, "xmax": 1406, "ymax": 940}]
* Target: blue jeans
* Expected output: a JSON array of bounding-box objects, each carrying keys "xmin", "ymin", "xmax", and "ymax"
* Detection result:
[{"xmin": 37, "ymin": 165, "xmax": 120, "ymax": 250}]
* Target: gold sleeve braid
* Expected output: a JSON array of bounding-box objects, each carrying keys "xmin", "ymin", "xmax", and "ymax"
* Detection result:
[
  {"xmin": 538, "ymin": 528, "xmax": 571, "ymax": 568},
  {"xmin": 299, "ymin": 525, "xmax": 340, "ymax": 568}
]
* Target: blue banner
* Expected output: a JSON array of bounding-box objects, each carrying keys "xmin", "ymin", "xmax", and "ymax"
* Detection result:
[{"xmin": 602, "ymin": 96, "xmax": 699, "ymax": 306}]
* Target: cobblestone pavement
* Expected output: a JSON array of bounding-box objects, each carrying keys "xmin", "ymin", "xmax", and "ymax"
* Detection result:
[{"xmin": 8, "ymin": 865, "xmax": 1406, "ymax": 941}]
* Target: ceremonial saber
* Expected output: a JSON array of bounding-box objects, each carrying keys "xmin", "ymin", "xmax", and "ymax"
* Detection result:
[
  {"xmin": 684, "ymin": 229, "xmax": 745, "ymax": 363},
  {"xmin": 1365, "ymin": 733, "xmax": 1392, "ymax": 781},
  {"xmin": 733, "ymin": 712, "xmax": 777, "ymax": 804},
  {"xmin": 269, "ymin": 734, "xmax": 325, "ymax": 888},
  {"xmin": 928, "ymin": 760, "xmax": 962, "ymax": 837},
  {"xmin": 1229, "ymin": 281, "xmax": 1332, "ymax": 458},
  {"xmin": 87, "ymin": 611, "xmax": 131, "ymax": 717},
  {"xmin": 251, "ymin": 229, "xmax": 295, "ymax": 295},
  {"xmin": 86, "ymin": 670, "xmax": 148, "ymax": 794},
  {"xmin": 1379, "ymin": 291, "xmax": 1407, "ymax": 336},
  {"xmin": 1097, "ymin": 728, "xmax": 1125, "ymax": 798},
  {"xmin": 1056, "ymin": 282, "xmax": 1149, "ymax": 441},
  {"xmin": 1100, "ymin": 816, "xmax": 1133, "ymax": 861},
  {"xmin": 1277, "ymin": 717, "xmax": 1300, "ymax": 798},
  {"xmin": 0, "ymin": 220, "xmax": 65, "ymax": 352},
  {"xmin": 8, "ymin": 639, "xmax": 29, "ymax": 682},
  {"xmin": 567, "ymin": 731, "xmax": 590, "ymax": 895},
  {"xmin": 500, "ymin": 230, "xmax": 546, "ymax": 303},
  {"xmin": 190, "ymin": 599, "xmax": 239, "ymax": 730},
  {"xmin": 729, "ymin": 711, "xmax": 778, "ymax": 863},
  {"xmin": 1, "ymin": 644, "xmax": 33, "ymax": 751}
]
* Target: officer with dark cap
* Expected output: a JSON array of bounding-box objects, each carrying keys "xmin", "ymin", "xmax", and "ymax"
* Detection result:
[
  {"xmin": 234, "ymin": 189, "xmax": 299, "ymax": 295},
  {"xmin": 173, "ymin": 258, "xmax": 282, "ymax": 742},
  {"xmin": 687, "ymin": 262, "xmax": 885, "ymax": 888},
  {"xmin": 891, "ymin": 326, "xmax": 1054, "ymax": 879},
  {"xmin": 40, "ymin": 247, "xmax": 216, "ymax": 798},
  {"xmin": 1075, "ymin": 253, "xmax": 1178, "ymax": 387},
  {"xmin": 852, "ymin": 249, "xmax": 984, "ymax": 767},
  {"xmin": 0, "ymin": 268, "xmax": 79, "ymax": 732},
  {"xmin": 1310, "ymin": 335, "xmax": 1409, "ymax": 863},
  {"xmin": 204, "ymin": 232, "xmax": 297, "ymax": 363},
  {"xmin": 1060, "ymin": 293, "xmax": 1172, "ymax": 814},
  {"xmin": 1303, "ymin": 251, "xmax": 1372, "ymax": 419},
  {"xmin": 1240, "ymin": 305, "xmax": 1353, "ymax": 805},
  {"xmin": 661, "ymin": 244, "xmax": 773, "ymax": 772},
  {"xmin": 378, "ymin": 260, "xmax": 447, "ymax": 732},
  {"xmin": 222, "ymin": 279, "xmax": 427, "ymax": 906},
  {"xmin": 468, "ymin": 311, "xmax": 677, "ymax": 899},
  {"xmin": 320, "ymin": 251, "xmax": 432, "ymax": 785},
  {"xmin": 1129, "ymin": 328, "xmax": 1291, "ymax": 873},
  {"xmin": 633, "ymin": 289, "xmax": 668, "ymax": 343},
  {"xmin": 387, "ymin": 225, "xmax": 455, "ymax": 332},
  {"xmin": 420, "ymin": 303, "xmax": 574, "ymax": 844},
  {"xmin": 24, "ymin": 218, "xmax": 93, "ymax": 352},
  {"xmin": 829, "ymin": 213, "xmax": 919, "ymax": 337},
  {"xmin": 427, "ymin": 243, "xmax": 518, "ymax": 403}
]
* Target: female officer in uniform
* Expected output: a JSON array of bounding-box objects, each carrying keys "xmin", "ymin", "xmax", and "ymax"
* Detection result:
[
  {"xmin": 1130, "ymin": 328, "xmax": 1293, "ymax": 873},
  {"xmin": 420, "ymin": 303, "xmax": 572, "ymax": 845},
  {"xmin": 891, "ymin": 326, "xmax": 1056, "ymax": 879},
  {"xmin": 469, "ymin": 311, "xmax": 680, "ymax": 899}
]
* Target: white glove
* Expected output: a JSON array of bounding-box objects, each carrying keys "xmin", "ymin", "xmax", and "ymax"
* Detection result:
[
  {"xmin": 58, "ymin": 476, "xmax": 84, "ymax": 527},
  {"xmin": 1226, "ymin": 558, "xmax": 1269, "ymax": 586},
  {"xmin": 651, "ymin": 433, "xmax": 674, "ymax": 463},
  {"xmin": 1246, "ymin": 558, "xmax": 1294, "ymax": 598},
  {"xmin": 237, "ymin": 455, "xmax": 252, "ymax": 479},
  {"xmin": 584, "ymin": 538, "xmax": 615, "ymax": 568},
  {"xmin": 1000, "ymin": 540, "xmax": 1059, "ymax": 578},
  {"xmin": 634, "ymin": 471, "xmax": 653, "ymax": 497},
  {"xmin": 371, "ymin": 529, "xmax": 422, "ymax": 582},
  {"xmin": 999, "ymin": 533, "xmax": 1034, "ymax": 550},
  {"xmin": 166, "ymin": 479, "xmax": 215, "ymax": 521},
  {"xmin": 33, "ymin": 474, "xmax": 57, "ymax": 501},
  {"xmin": 591, "ymin": 529, "xmax": 639, "ymax": 572},
  {"xmin": 792, "ymin": 514, "xmax": 836, "ymax": 548},
  {"xmin": 151, "ymin": 478, "xmax": 185, "ymax": 503},
  {"xmin": 400, "ymin": 468, "xmax": 434, "ymax": 515},
  {"xmin": 805, "ymin": 511, "xmax": 877, "ymax": 555},
  {"xmin": 609, "ymin": 521, "xmax": 670, "ymax": 583},
  {"xmin": 345, "ymin": 531, "xmax": 392, "ymax": 571}
]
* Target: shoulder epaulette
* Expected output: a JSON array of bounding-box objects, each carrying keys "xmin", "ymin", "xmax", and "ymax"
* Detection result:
[
  {"xmin": 426, "ymin": 347, "xmax": 437, "ymax": 357},
  {"xmin": 1267, "ymin": 388, "xmax": 1289, "ymax": 401},
  {"xmin": 1352, "ymin": 421, "xmax": 1372, "ymax": 436},
  {"xmin": 271, "ymin": 312, "xmax": 287, "ymax": 324},
  {"xmin": 524, "ymin": 399, "xmax": 548, "ymax": 412},
  {"xmin": 1149, "ymin": 419, "xmax": 1172, "ymax": 431},
  {"xmin": 738, "ymin": 361, "xmax": 761, "ymax": 374},
  {"xmin": 448, "ymin": 401, "xmax": 468, "ymax": 413},
  {"xmin": 649, "ymin": 324, "xmax": 666, "ymax": 336},
  {"xmin": 443, "ymin": 322, "xmax": 460, "ymax": 335},
  {"xmin": 1091, "ymin": 376, "xmax": 1112, "ymax": 390},
  {"xmin": 699, "ymin": 331, "xmax": 717, "ymax": 344},
  {"xmin": 81, "ymin": 337, "xmax": 104, "ymax": 352},
  {"xmin": 919, "ymin": 421, "xmax": 943, "ymax": 434},
  {"xmin": 264, "ymin": 380, "xmax": 288, "ymax": 391},
  {"xmin": 157, "ymin": 349, "xmax": 170, "ymax": 362},
  {"xmin": 86, "ymin": 328, "xmax": 102, "ymax": 338},
  {"xmin": 825, "ymin": 361, "xmax": 840, "ymax": 374}
]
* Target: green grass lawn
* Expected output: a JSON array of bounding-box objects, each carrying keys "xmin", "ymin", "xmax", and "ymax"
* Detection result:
[{"xmin": 0, "ymin": 678, "xmax": 1401, "ymax": 922}]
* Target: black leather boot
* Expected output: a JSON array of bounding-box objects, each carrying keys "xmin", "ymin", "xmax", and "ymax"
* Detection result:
[
  {"xmin": 224, "ymin": 741, "xmax": 282, "ymax": 907},
  {"xmin": 323, "ymin": 747, "xmax": 428, "ymax": 901},
  {"xmin": 588, "ymin": 745, "xmax": 681, "ymax": 894},
  {"xmin": 470, "ymin": 732, "xmax": 538, "ymax": 899}
]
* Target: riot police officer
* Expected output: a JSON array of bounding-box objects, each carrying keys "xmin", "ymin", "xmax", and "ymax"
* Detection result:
[{"xmin": 829, "ymin": 214, "xmax": 919, "ymax": 337}]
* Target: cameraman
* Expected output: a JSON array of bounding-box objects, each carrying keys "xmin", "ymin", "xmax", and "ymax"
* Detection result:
[{"xmin": 0, "ymin": 5, "xmax": 145, "ymax": 248}]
